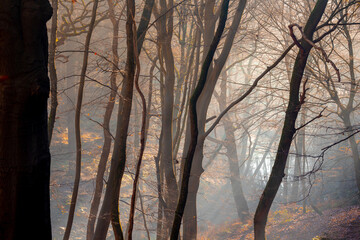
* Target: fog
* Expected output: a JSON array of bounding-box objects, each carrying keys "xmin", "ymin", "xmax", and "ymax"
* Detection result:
[{"xmin": 46, "ymin": 0, "xmax": 360, "ymax": 239}]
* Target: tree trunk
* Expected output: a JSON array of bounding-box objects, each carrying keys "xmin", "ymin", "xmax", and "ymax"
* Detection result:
[
  {"xmin": 48, "ymin": 0, "xmax": 59, "ymax": 144},
  {"xmin": 342, "ymin": 112, "xmax": 360, "ymax": 192},
  {"xmin": 340, "ymin": 17, "xmax": 360, "ymax": 193},
  {"xmin": 244, "ymin": 128, "xmax": 262, "ymax": 175},
  {"xmin": 154, "ymin": 0, "xmax": 179, "ymax": 237},
  {"xmin": 291, "ymin": 111, "xmax": 305, "ymax": 202},
  {"xmin": 92, "ymin": 0, "xmax": 153, "ymax": 238},
  {"xmin": 63, "ymin": 0, "xmax": 99, "ymax": 239},
  {"xmin": 170, "ymin": 1, "xmax": 231, "ymax": 239},
  {"xmin": 127, "ymin": 10, "xmax": 147, "ymax": 238},
  {"xmin": 253, "ymin": 1, "xmax": 328, "ymax": 239},
  {"xmin": 0, "ymin": 0, "xmax": 53, "ymax": 239},
  {"xmin": 182, "ymin": 144, "xmax": 204, "ymax": 240},
  {"xmin": 182, "ymin": 1, "xmax": 247, "ymax": 239},
  {"xmin": 218, "ymin": 71, "xmax": 249, "ymax": 220},
  {"xmin": 86, "ymin": 1, "xmax": 120, "ymax": 238},
  {"xmin": 93, "ymin": 1, "xmax": 135, "ymax": 239},
  {"xmin": 66, "ymin": 61, "xmax": 77, "ymax": 176},
  {"xmin": 302, "ymin": 126, "xmax": 307, "ymax": 213}
]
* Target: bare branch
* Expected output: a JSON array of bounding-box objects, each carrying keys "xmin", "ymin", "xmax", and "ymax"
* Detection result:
[
  {"xmin": 203, "ymin": 43, "xmax": 295, "ymax": 139},
  {"xmin": 289, "ymin": 23, "xmax": 341, "ymax": 82},
  {"xmin": 295, "ymin": 108, "xmax": 325, "ymax": 131}
]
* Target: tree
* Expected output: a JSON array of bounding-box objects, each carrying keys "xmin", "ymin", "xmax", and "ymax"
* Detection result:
[
  {"xmin": 92, "ymin": 0, "xmax": 154, "ymax": 239},
  {"xmin": 180, "ymin": 1, "xmax": 248, "ymax": 238},
  {"xmin": 153, "ymin": 1, "xmax": 179, "ymax": 237},
  {"xmin": 48, "ymin": 0, "xmax": 59, "ymax": 144},
  {"xmin": 315, "ymin": 6, "xmax": 360, "ymax": 193},
  {"xmin": 86, "ymin": 1, "xmax": 122, "ymax": 239},
  {"xmin": 170, "ymin": 0, "xmax": 231, "ymax": 238},
  {"xmin": 92, "ymin": 0, "xmax": 137, "ymax": 236},
  {"xmin": 62, "ymin": 1, "xmax": 99, "ymax": 239},
  {"xmin": 0, "ymin": 0, "xmax": 53, "ymax": 239},
  {"xmin": 217, "ymin": 69, "xmax": 249, "ymax": 220},
  {"xmin": 254, "ymin": 0, "xmax": 328, "ymax": 239}
]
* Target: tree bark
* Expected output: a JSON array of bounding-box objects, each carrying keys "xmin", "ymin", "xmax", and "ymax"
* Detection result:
[
  {"xmin": 0, "ymin": 0, "xmax": 53, "ymax": 239},
  {"xmin": 48, "ymin": 0, "xmax": 58, "ymax": 144},
  {"xmin": 182, "ymin": 1, "xmax": 247, "ymax": 239},
  {"xmin": 253, "ymin": 1, "xmax": 328, "ymax": 239},
  {"xmin": 93, "ymin": 1, "xmax": 135, "ymax": 239},
  {"xmin": 63, "ymin": 0, "xmax": 99, "ymax": 239},
  {"xmin": 127, "ymin": 8, "xmax": 147, "ymax": 238},
  {"xmin": 154, "ymin": 0, "xmax": 179, "ymax": 237},
  {"xmin": 92, "ymin": 0, "xmax": 154, "ymax": 238},
  {"xmin": 86, "ymin": 1, "xmax": 121, "ymax": 239},
  {"xmin": 170, "ymin": 1, "xmax": 231, "ymax": 239},
  {"xmin": 65, "ymin": 60, "xmax": 77, "ymax": 176}
]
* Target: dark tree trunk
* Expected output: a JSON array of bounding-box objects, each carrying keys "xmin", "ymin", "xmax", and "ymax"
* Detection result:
[
  {"xmin": 170, "ymin": 0, "xmax": 231, "ymax": 239},
  {"xmin": 182, "ymin": 144, "xmax": 204, "ymax": 240},
  {"xmin": 253, "ymin": 1, "xmax": 328, "ymax": 239},
  {"xmin": 182, "ymin": 1, "xmax": 247, "ymax": 239},
  {"xmin": 0, "ymin": 0, "xmax": 53, "ymax": 239},
  {"xmin": 48, "ymin": 0, "xmax": 58, "ymax": 144},
  {"xmin": 92, "ymin": 0, "xmax": 154, "ymax": 238},
  {"xmin": 93, "ymin": 1, "xmax": 136, "ymax": 238},
  {"xmin": 62, "ymin": 0, "xmax": 99, "ymax": 239},
  {"xmin": 178, "ymin": 38, "xmax": 201, "ymax": 235},
  {"xmin": 136, "ymin": 0, "xmax": 155, "ymax": 53},
  {"xmin": 127, "ymin": 2, "xmax": 148, "ymax": 236},
  {"xmin": 86, "ymin": 1, "xmax": 120, "ymax": 238},
  {"xmin": 153, "ymin": 1, "xmax": 179, "ymax": 237},
  {"xmin": 65, "ymin": 61, "xmax": 76, "ymax": 176}
]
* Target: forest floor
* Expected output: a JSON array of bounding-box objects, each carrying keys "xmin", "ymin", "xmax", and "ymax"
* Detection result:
[{"xmin": 201, "ymin": 205, "xmax": 360, "ymax": 240}]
